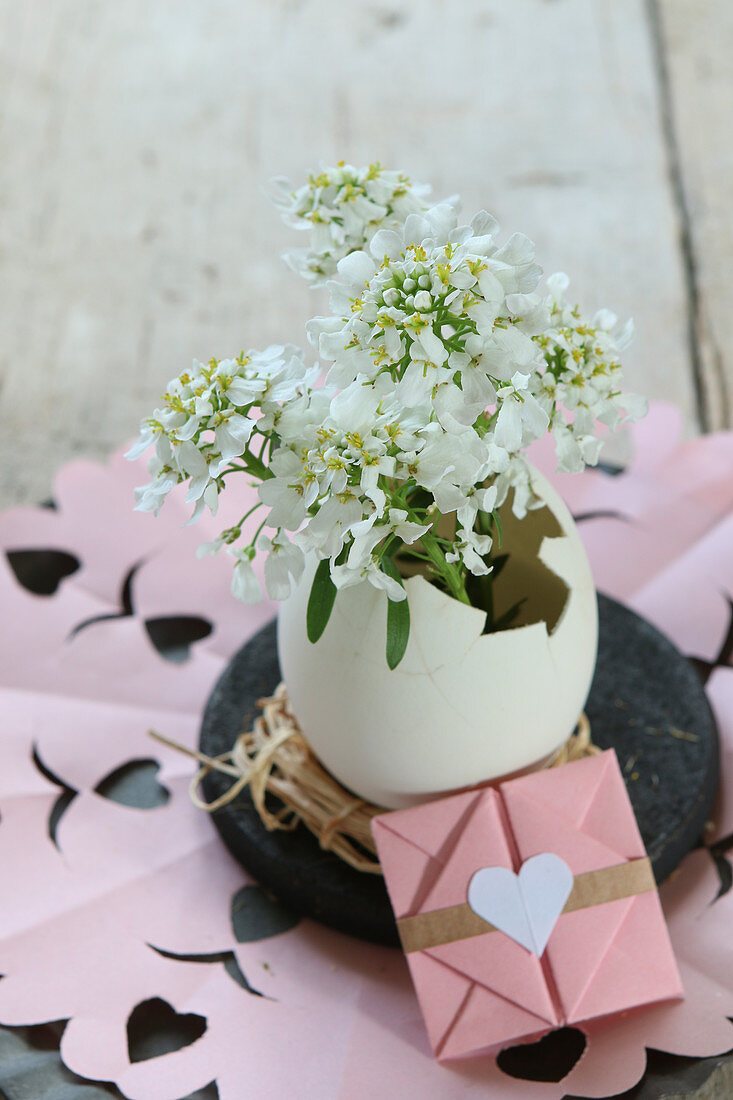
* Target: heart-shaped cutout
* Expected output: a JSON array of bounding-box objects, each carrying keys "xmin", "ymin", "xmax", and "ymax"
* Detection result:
[
  {"xmin": 498, "ymin": 1026, "xmax": 586, "ymax": 1082},
  {"xmin": 6, "ymin": 549, "xmax": 80, "ymax": 596},
  {"xmin": 468, "ymin": 853, "xmax": 573, "ymax": 956},
  {"xmin": 231, "ymin": 885, "xmax": 300, "ymax": 942},
  {"xmin": 127, "ymin": 997, "xmax": 206, "ymax": 1062},
  {"xmin": 94, "ymin": 758, "xmax": 170, "ymax": 809}
]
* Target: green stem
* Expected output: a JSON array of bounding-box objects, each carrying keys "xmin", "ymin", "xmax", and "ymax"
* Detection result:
[
  {"xmin": 235, "ymin": 500, "xmax": 263, "ymax": 528},
  {"xmin": 222, "ymin": 454, "xmax": 273, "ymax": 481},
  {"xmin": 239, "ymin": 449, "xmax": 273, "ymax": 481},
  {"xmin": 419, "ymin": 529, "xmax": 471, "ymax": 604},
  {"xmin": 249, "ymin": 515, "xmax": 269, "ymax": 548}
]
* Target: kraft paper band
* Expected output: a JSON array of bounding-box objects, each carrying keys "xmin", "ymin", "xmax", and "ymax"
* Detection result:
[{"xmin": 397, "ymin": 856, "xmax": 656, "ymax": 955}]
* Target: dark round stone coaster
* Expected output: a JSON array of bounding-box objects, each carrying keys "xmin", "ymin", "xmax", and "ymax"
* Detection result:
[
  {"xmin": 200, "ymin": 594, "xmax": 719, "ymax": 948},
  {"xmin": 585, "ymin": 598, "xmax": 719, "ymax": 884}
]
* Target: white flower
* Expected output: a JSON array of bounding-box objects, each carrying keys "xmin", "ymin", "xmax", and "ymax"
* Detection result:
[
  {"xmin": 493, "ymin": 457, "xmax": 541, "ymax": 519},
  {"xmin": 331, "ymin": 558, "xmax": 407, "ymax": 602},
  {"xmin": 298, "ymin": 493, "xmax": 365, "ymax": 559},
  {"xmin": 186, "ymin": 482, "xmax": 221, "ymax": 525},
  {"xmin": 553, "ymin": 423, "xmax": 603, "ymax": 474},
  {"xmin": 125, "ymin": 423, "xmax": 155, "ymax": 461},
  {"xmin": 259, "ymin": 531, "xmax": 305, "ymax": 601},
  {"xmin": 446, "ymin": 527, "xmax": 493, "ymax": 575},
  {"xmin": 347, "ymin": 508, "xmax": 430, "ymax": 570},
  {"xmin": 493, "ymin": 372, "xmax": 550, "ymax": 451},
  {"xmin": 133, "ymin": 469, "xmax": 178, "ymax": 515},
  {"xmin": 215, "ymin": 409, "xmax": 256, "ymax": 458},
  {"xmin": 179, "ymin": 442, "xmax": 217, "ymax": 504},
  {"xmin": 433, "ymin": 365, "xmax": 496, "ymax": 434},
  {"xmin": 258, "ymin": 461, "xmax": 310, "ymax": 530},
  {"xmin": 329, "ymin": 508, "xmax": 430, "ymax": 602},
  {"xmin": 229, "ymin": 547, "xmax": 262, "ymax": 604},
  {"xmin": 614, "ymin": 391, "xmax": 648, "ymax": 421},
  {"xmin": 274, "ymin": 387, "xmax": 333, "ymax": 445},
  {"xmin": 437, "ymin": 483, "xmax": 498, "ymax": 530},
  {"xmin": 269, "ymin": 162, "xmax": 432, "ymax": 285},
  {"xmin": 412, "ymin": 427, "xmax": 491, "ymax": 512}
]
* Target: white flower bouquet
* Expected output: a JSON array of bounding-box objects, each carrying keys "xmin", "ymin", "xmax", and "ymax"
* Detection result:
[{"xmin": 129, "ymin": 162, "xmax": 646, "ymax": 670}]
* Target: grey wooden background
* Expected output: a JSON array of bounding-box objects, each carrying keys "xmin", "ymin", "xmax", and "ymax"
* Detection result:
[
  {"xmin": 0, "ymin": 1, "xmax": 732, "ymax": 1097},
  {"xmin": 0, "ymin": 0, "xmax": 731, "ymax": 510}
]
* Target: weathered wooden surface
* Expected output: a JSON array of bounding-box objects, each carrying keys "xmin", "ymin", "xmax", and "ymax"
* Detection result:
[
  {"xmin": 1, "ymin": 0, "xmax": 730, "ymax": 511},
  {"xmin": 655, "ymin": 0, "xmax": 733, "ymax": 431}
]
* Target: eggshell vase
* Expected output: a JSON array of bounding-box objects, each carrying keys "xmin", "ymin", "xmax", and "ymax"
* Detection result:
[{"xmin": 277, "ymin": 466, "xmax": 599, "ymax": 809}]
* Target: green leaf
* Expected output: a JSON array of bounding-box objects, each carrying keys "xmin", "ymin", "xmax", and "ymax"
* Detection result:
[
  {"xmin": 306, "ymin": 559, "xmax": 337, "ymax": 643},
  {"xmin": 492, "ymin": 508, "xmax": 504, "ymax": 548},
  {"xmin": 491, "ymin": 596, "xmax": 528, "ymax": 633},
  {"xmin": 489, "ymin": 551, "xmax": 509, "ymax": 580},
  {"xmin": 381, "ymin": 556, "xmax": 410, "ymax": 669}
]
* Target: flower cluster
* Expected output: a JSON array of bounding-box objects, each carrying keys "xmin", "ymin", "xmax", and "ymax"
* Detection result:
[
  {"xmin": 127, "ymin": 344, "xmax": 318, "ymax": 521},
  {"xmin": 130, "ymin": 161, "xmax": 647, "ymax": 664},
  {"xmin": 535, "ymin": 273, "xmax": 646, "ymax": 473},
  {"xmin": 269, "ymin": 161, "xmax": 431, "ymax": 285}
]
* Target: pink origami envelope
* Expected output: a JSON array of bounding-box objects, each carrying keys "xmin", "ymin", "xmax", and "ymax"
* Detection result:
[{"xmin": 372, "ymin": 750, "xmax": 683, "ymax": 1061}]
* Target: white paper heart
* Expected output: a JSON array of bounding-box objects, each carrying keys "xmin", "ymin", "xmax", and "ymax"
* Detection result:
[{"xmin": 467, "ymin": 853, "xmax": 574, "ymax": 956}]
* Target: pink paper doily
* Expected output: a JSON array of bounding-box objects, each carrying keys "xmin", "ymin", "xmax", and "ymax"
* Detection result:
[{"xmin": 1, "ymin": 402, "xmax": 732, "ymax": 1100}]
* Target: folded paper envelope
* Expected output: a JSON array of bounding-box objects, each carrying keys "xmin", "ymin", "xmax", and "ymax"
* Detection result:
[{"xmin": 372, "ymin": 751, "xmax": 683, "ymax": 1061}]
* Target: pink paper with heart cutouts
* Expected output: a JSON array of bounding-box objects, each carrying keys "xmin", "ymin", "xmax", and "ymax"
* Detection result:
[
  {"xmin": 1, "ymin": 405, "xmax": 733, "ymax": 1099},
  {"xmin": 372, "ymin": 751, "xmax": 683, "ymax": 1062}
]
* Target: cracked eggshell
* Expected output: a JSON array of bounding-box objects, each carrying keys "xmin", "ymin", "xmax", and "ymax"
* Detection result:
[{"xmin": 277, "ymin": 466, "xmax": 598, "ymax": 809}]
